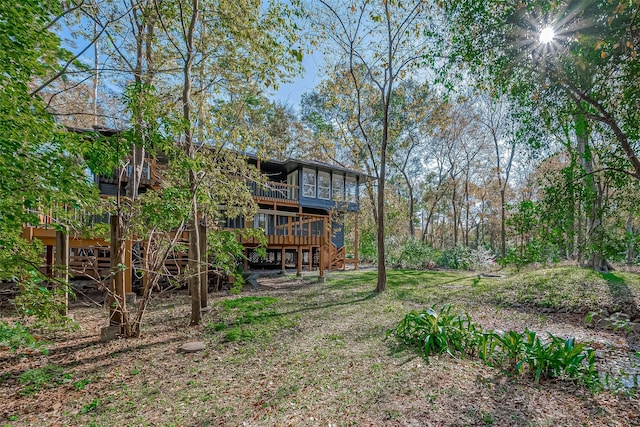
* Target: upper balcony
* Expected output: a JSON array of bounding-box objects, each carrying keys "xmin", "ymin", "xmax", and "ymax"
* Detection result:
[{"xmin": 250, "ymin": 181, "xmax": 299, "ymax": 206}]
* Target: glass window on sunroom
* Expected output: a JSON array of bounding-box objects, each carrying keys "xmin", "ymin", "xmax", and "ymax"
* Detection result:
[
  {"xmin": 346, "ymin": 176, "xmax": 357, "ymax": 203},
  {"xmin": 302, "ymin": 168, "xmax": 316, "ymax": 198},
  {"xmin": 318, "ymin": 171, "xmax": 330, "ymax": 200},
  {"xmin": 332, "ymin": 173, "xmax": 344, "ymax": 200}
]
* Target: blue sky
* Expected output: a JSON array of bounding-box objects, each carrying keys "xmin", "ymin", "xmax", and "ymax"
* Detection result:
[{"xmin": 274, "ymin": 51, "xmax": 324, "ymax": 110}]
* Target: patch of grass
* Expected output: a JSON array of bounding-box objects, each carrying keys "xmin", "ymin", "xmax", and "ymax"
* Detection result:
[
  {"xmin": 223, "ymin": 327, "xmax": 256, "ymax": 342},
  {"xmin": 18, "ymin": 364, "xmax": 72, "ymax": 396},
  {"xmin": 207, "ymin": 321, "xmax": 227, "ymax": 331},
  {"xmin": 73, "ymin": 378, "xmax": 91, "ymax": 390},
  {"xmin": 222, "ymin": 296, "xmax": 280, "ymax": 326},
  {"xmin": 210, "ymin": 295, "xmax": 300, "ymax": 344},
  {"xmin": 21, "ymin": 266, "xmax": 640, "ymax": 426},
  {"xmin": 484, "ymin": 267, "xmax": 640, "ymax": 313},
  {"xmin": 221, "ymin": 296, "xmax": 279, "ymax": 311},
  {"xmin": 330, "ymin": 269, "xmax": 480, "ymax": 306},
  {"xmin": 79, "ymin": 398, "xmax": 102, "ymax": 415},
  {"xmin": 0, "ymin": 321, "xmax": 48, "ymax": 354}
]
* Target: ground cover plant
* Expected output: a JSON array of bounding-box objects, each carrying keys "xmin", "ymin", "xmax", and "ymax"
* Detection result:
[
  {"xmin": 388, "ymin": 305, "xmax": 600, "ymax": 388},
  {"xmin": 0, "ymin": 267, "xmax": 639, "ymax": 426}
]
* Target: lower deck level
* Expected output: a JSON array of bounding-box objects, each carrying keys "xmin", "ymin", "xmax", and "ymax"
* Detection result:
[{"xmin": 22, "ymin": 222, "xmax": 356, "ymax": 292}]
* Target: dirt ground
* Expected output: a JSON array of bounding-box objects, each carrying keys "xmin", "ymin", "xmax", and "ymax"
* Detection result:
[{"xmin": 1, "ymin": 270, "xmax": 639, "ymax": 426}]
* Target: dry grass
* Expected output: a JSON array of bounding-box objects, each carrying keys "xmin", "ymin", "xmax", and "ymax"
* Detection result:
[{"xmin": 1, "ymin": 268, "xmax": 640, "ymax": 426}]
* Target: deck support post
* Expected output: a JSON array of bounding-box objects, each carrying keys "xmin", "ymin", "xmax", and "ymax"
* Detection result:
[
  {"xmin": 318, "ymin": 219, "xmax": 326, "ymax": 283},
  {"xmin": 124, "ymin": 238, "xmax": 132, "ymax": 294},
  {"xmin": 45, "ymin": 245, "xmax": 54, "ymax": 277},
  {"xmin": 354, "ymin": 212, "xmax": 359, "ymax": 271},
  {"xmin": 54, "ymin": 228, "xmax": 69, "ymax": 316},
  {"xmin": 199, "ymin": 221, "xmax": 208, "ymax": 309},
  {"xmin": 297, "ymin": 247, "xmax": 302, "ymax": 277},
  {"xmin": 109, "ymin": 214, "xmax": 127, "ymax": 332},
  {"xmin": 280, "ymin": 247, "xmax": 286, "ymax": 273}
]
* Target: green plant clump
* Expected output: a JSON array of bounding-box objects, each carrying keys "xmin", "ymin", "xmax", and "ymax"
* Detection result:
[
  {"xmin": 13, "ymin": 278, "xmax": 77, "ymax": 330},
  {"xmin": 388, "ymin": 305, "xmax": 600, "ymax": 390},
  {"xmin": 388, "ymin": 305, "xmax": 476, "ymax": 362},
  {"xmin": 18, "ymin": 364, "xmax": 73, "ymax": 396},
  {"xmin": 209, "ymin": 296, "xmax": 283, "ymax": 343},
  {"xmin": 0, "ymin": 321, "xmax": 47, "ymax": 354}
]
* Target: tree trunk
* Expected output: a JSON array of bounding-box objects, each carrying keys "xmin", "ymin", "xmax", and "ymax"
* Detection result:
[
  {"xmin": 451, "ymin": 183, "xmax": 458, "ymax": 246},
  {"xmin": 464, "ymin": 172, "xmax": 470, "ymax": 247},
  {"xmin": 376, "ymin": 156, "xmax": 387, "ymax": 292},
  {"xmin": 199, "ymin": 220, "xmax": 208, "ymax": 309},
  {"xmin": 54, "ymin": 228, "xmax": 69, "ymax": 316},
  {"xmin": 576, "ymin": 113, "xmax": 607, "ymax": 271},
  {"xmin": 183, "ymin": 0, "xmax": 202, "ymax": 324},
  {"xmin": 626, "ymin": 213, "xmax": 635, "ymax": 266},
  {"xmin": 189, "ymin": 212, "xmax": 202, "ymax": 325},
  {"xmin": 109, "ymin": 214, "xmax": 128, "ymax": 332}
]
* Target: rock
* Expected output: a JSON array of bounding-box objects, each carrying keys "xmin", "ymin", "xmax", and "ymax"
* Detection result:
[
  {"xmin": 611, "ymin": 312, "xmax": 630, "ymax": 321},
  {"xmin": 125, "ymin": 292, "xmax": 137, "ymax": 305},
  {"xmin": 100, "ymin": 325, "xmax": 120, "ymax": 342},
  {"xmin": 181, "ymin": 341, "xmax": 206, "ymax": 353},
  {"xmin": 630, "ymin": 323, "xmax": 640, "ymax": 334},
  {"xmin": 245, "ymin": 273, "xmax": 261, "ymax": 288}
]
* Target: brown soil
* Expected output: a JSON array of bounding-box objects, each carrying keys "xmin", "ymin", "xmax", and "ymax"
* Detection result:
[{"xmin": 1, "ymin": 273, "xmax": 639, "ymax": 427}]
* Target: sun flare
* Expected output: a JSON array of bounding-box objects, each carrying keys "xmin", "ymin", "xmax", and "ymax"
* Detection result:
[{"xmin": 539, "ymin": 27, "xmax": 555, "ymax": 44}]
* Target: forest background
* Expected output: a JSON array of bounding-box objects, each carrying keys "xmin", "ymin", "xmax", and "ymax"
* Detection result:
[{"xmin": 2, "ymin": 0, "xmax": 640, "ymax": 325}]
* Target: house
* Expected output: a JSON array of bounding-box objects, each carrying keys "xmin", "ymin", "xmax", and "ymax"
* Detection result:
[
  {"xmin": 236, "ymin": 156, "xmax": 365, "ymax": 277},
  {"xmin": 21, "ymin": 136, "xmax": 366, "ymax": 292}
]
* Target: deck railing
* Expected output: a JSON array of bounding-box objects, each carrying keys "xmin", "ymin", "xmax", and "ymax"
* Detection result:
[{"xmin": 250, "ymin": 181, "xmax": 298, "ymax": 202}]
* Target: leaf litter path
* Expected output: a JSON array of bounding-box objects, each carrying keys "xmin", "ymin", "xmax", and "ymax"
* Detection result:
[{"xmin": 1, "ymin": 272, "xmax": 639, "ymax": 426}]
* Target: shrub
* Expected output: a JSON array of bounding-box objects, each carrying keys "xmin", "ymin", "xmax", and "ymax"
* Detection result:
[
  {"xmin": 390, "ymin": 305, "xmax": 601, "ymax": 390},
  {"xmin": 467, "ymin": 247, "xmax": 496, "ymax": 271},
  {"xmin": 388, "ymin": 239, "xmax": 437, "ymax": 269},
  {"xmin": 388, "ymin": 304, "xmax": 477, "ymax": 363},
  {"xmin": 13, "ymin": 278, "xmax": 76, "ymax": 330},
  {"xmin": 0, "ymin": 321, "xmax": 47, "ymax": 354},
  {"xmin": 437, "ymin": 246, "xmax": 470, "ymax": 269},
  {"xmin": 18, "ymin": 364, "xmax": 72, "ymax": 396},
  {"xmin": 358, "ymin": 230, "xmax": 377, "ymax": 263}
]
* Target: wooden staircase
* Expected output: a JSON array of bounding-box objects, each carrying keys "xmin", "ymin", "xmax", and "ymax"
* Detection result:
[{"xmin": 329, "ymin": 243, "xmax": 345, "ymax": 270}]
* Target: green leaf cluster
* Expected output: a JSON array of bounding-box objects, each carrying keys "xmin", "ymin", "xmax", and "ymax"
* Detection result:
[
  {"xmin": 0, "ymin": 321, "xmax": 47, "ymax": 354},
  {"xmin": 389, "ymin": 304, "xmax": 601, "ymax": 389},
  {"xmin": 13, "ymin": 278, "xmax": 77, "ymax": 330},
  {"xmin": 18, "ymin": 364, "xmax": 72, "ymax": 396}
]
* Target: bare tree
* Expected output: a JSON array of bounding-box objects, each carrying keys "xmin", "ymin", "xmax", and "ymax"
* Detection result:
[
  {"xmin": 477, "ymin": 94, "xmax": 516, "ymax": 259},
  {"xmin": 315, "ymin": 0, "xmax": 435, "ymax": 292}
]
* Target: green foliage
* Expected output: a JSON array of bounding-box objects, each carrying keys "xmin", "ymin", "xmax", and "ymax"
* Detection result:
[
  {"xmin": 73, "ymin": 378, "xmax": 91, "ymax": 391},
  {"xmin": 0, "ymin": 233, "xmax": 43, "ymax": 282},
  {"xmin": 438, "ymin": 246, "xmax": 470, "ymax": 270},
  {"xmin": 388, "ymin": 305, "xmax": 476, "ymax": 363},
  {"xmin": 223, "ymin": 327, "xmax": 256, "ymax": 342},
  {"xmin": 358, "ymin": 230, "xmax": 377, "ymax": 262},
  {"xmin": 13, "ymin": 279, "xmax": 76, "ymax": 330},
  {"xmin": 387, "ymin": 239, "xmax": 437, "ymax": 269},
  {"xmin": 221, "ymin": 296, "xmax": 278, "ymax": 315},
  {"xmin": 79, "ymin": 398, "xmax": 103, "ymax": 414},
  {"xmin": 0, "ymin": 321, "xmax": 47, "ymax": 354},
  {"xmin": 208, "ymin": 296, "xmax": 284, "ymax": 343},
  {"xmin": 0, "ymin": 1, "xmax": 98, "ymax": 283},
  {"xmin": 18, "ymin": 364, "xmax": 72, "ymax": 396},
  {"xmin": 386, "ymin": 240, "xmax": 494, "ymax": 271},
  {"xmin": 229, "ymin": 272, "xmax": 245, "ymax": 295},
  {"xmin": 390, "ymin": 305, "xmax": 601, "ymax": 389}
]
